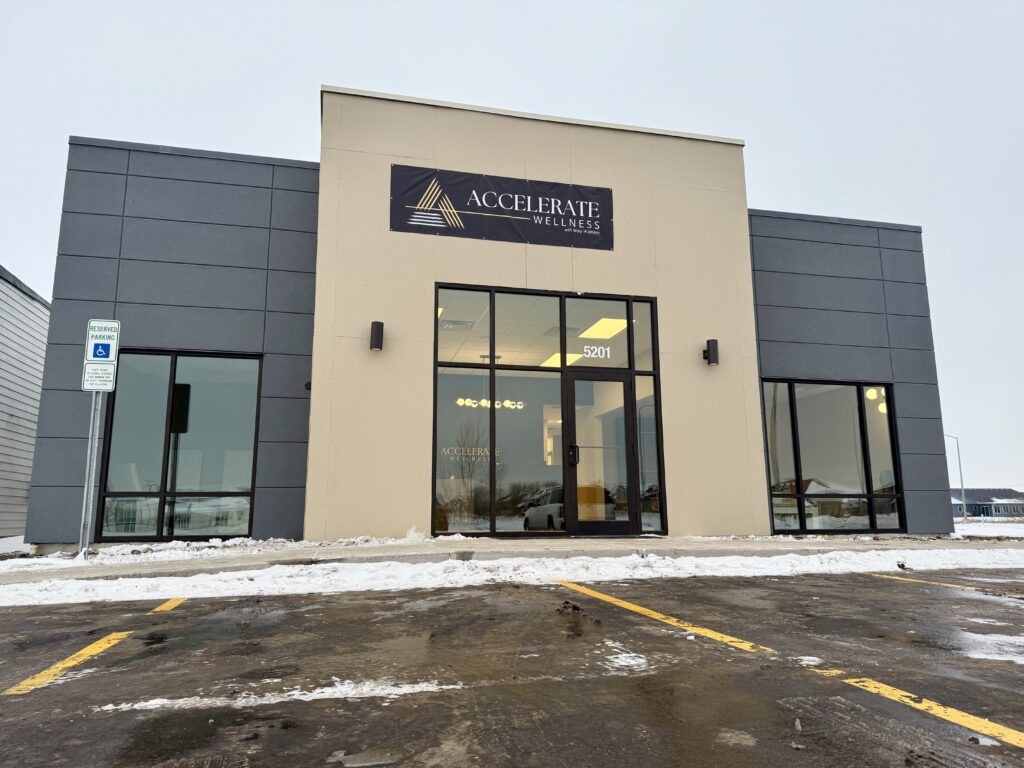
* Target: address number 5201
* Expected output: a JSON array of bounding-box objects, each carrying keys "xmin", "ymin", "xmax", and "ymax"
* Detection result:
[{"xmin": 583, "ymin": 345, "xmax": 612, "ymax": 359}]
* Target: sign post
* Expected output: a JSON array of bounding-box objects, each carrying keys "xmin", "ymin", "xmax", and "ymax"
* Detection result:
[{"xmin": 79, "ymin": 319, "xmax": 120, "ymax": 558}]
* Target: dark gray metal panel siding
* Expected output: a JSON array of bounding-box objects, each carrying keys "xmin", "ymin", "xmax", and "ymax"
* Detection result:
[
  {"xmin": 26, "ymin": 139, "xmax": 318, "ymax": 543},
  {"xmin": 751, "ymin": 210, "xmax": 951, "ymax": 534},
  {"xmin": 0, "ymin": 278, "xmax": 49, "ymax": 536}
]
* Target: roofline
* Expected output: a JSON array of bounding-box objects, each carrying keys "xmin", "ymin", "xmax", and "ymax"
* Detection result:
[
  {"xmin": 0, "ymin": 264, "xmax": 50, "ymax": 308},
  {"xmin": 749, "ymin": 208, "xmax": 922, "ymax": 233},
  {"xmin": 320, "ymin": 85, "xmax": 745, "ymax": 147},
  {"xmin": 69, "ymin": 136, "xmax": 318, "ymax": 170}
]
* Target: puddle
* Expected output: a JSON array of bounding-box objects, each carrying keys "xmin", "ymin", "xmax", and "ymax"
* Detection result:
[{"xmin": 956, "ymin": 631, "xmax": 1024, "ymax": 665}]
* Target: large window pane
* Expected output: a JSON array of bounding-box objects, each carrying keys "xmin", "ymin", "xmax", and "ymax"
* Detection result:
[
  {"xmin": 872, "ymin": 498, "xmax": 901, "ymax": 529},
  {"xmin": 168, "ymin": 357, "xmax": 259, "ymax": 492},
  {"xmin": 106, "ymin": 354, "xmax": 171, "ymax": 492},
  {"xmin": 636, "ymin": 376, "xmax": 662, "ymax": 531},
  {"xmin": 805, "ymin": 498, "xmax": 870, "ymax": 530},
  {"xmin": 495, "ymin": 293, "xmax": 560, "ymax": 367},
  {"xmin": 435, "ymin": 368, "xmax": 491, "ymax": 532},
  {"xmin": 863, "ymin": 386, "xmax": 897, "ymax": 493},
  {"xmin": 762, "ymin": 382, "xmax": 796, "ymax": 493},
  {"xmin": 165, "ymin": 497, "xmax": 251, "ymax": 536},
  {"xmin": 437, "ymin": 289, "xmax": 490, "ymax": 364},
  {"xmin": 633, "ymin": 302, "xmax": 655, "ymax": 371},
  {"xmin": 100, "ymin": 497, "xmax": 159, "ymax": 536},
  {"xmin": 494, "ymin": 371, "xmax": 564, "ymax": 532},
  {"xmin": 565, "ymin": 298, "xmax": 628, "ymax": 368},
  {"xmin": 795, "ymin": 383, "xmax": 865, "ymax": 494}
]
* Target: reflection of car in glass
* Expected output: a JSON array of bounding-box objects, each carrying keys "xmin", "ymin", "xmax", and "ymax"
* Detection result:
[
  {"xmin": 641, "ymin": 484, "xmax": 660, "ymax": 513},
  {"xmin": 524, "ymin": 486, "xmax": 564, "ymax": 530}
]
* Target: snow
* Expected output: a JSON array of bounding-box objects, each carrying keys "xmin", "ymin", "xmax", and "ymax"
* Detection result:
[
  {"xmin": 0, "ymin": 536, "xmax": 30, "ymax": 555},
  {"xmin": 600, "ymin": 640, "xmax": 649, "ymax": 672},
  {"xmin": 2, "ymin": 547, "xmax": 1023, "ymax": 607},
  {"xmin": 957, "ymin": 631, "xmax": 1024, "ymax": 666},
  {"xmin": 967, "ymin": 618, "xmax": 1012, "ymax": 627},
  {"xmin": 97, "ymin": 677, "xmax": 461, "ymax": 711},
  {"xmin": 794, "ymin": 656, "xmax": 823, "ymax": 666},
  {"xmin": 955, "ymin": 521, "xmax": 1024, "ymax": 538}
]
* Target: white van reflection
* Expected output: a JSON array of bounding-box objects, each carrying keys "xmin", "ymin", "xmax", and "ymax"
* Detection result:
[{"xmin": 523, "ymin": 486, "xmax": 565, "ymax": 531}]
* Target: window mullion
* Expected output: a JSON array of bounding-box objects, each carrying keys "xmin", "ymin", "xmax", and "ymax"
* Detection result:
[{"xmin": 156, "ymin": 353, "xmax": 177, "ymax": 539}]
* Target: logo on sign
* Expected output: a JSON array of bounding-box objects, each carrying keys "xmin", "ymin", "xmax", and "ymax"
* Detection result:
[
  {"xmin": 92, "ymin": 343, "xmax": 111, "ymax": 359},
  {"xmin": 407, "ymin": 177, "xmax": 465, "ymax": 230}
]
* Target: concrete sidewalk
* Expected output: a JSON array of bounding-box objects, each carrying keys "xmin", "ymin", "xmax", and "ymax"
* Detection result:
[{"xmin": 3, "ymin": 534, "xmax": 1024, "ymax": 585}]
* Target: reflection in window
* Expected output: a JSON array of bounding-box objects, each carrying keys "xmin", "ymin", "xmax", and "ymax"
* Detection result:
[
  {"xmin": 633, "ymin": 302, "xmax": 655, "ymax": 371},
  {"xmin": 565, "ymin": 298, "xmax": 629, "ymax": 368},
  {"xmin": 100, "ymin": 497, "xmax": 159, "ymax": 536},
  {"xmin": 795, "ymin": 384, "xmax": 865, "ymax": 494},
  {"xmin": 495, "ymin": 371, "xmax": 564, "ymax": 532},
  {"xmin": 873, "ymin": 497, "xmax": 900, "ymax": 529},
  {"xmin": 437, "ymin": 288, "xmax": 490, "ymax": 364},
  {"xmin": 763, "ymin": 382, "xmax": 796, "ymax": 494},
  {"xmin": 106, "ymin": 355, "xmax": 171, "ymax": 493},
  {"xmin": 574, "ymin": 379, "xmax": 629, "ymax": 522},
  {"xmin": 771, "ymin": 497, "xmax": 799, "ymax": 530},
  {"xmin": 636, "ymin": 377, "xmax": 662, "ymax": 531},
  {"xmin": 805, "ymin": 498, "xmax": 870, "ymax": 530},
  {"xmin": 863, "ymin": 387, "xmax": 896, "ymax": 493},
  {"xmin": 165, "ymin": 497, "xmax": 251, "ymax": 536},
  {"xmin": 495, "ymin": 293, "xmax": 560, "ymax": 367},
  {"xmin": 169, "ymin": 357, "xmax": 259, "ymax": 492},
  {"xmin": 434, "ymin": 368, "xmax": 491, "ymax": 532}
]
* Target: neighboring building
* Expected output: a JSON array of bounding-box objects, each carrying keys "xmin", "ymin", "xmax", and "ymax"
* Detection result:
[
  {"xmin": 0, "ymin": 265, "xmax": 50, "ymax": 537},
  {"xmin": 25, "ymin": 86, "xmax": 954, "ymax": 545},
  {"xmin": 951, "ymin": 489, "xmax": 1024, "ymax": 517}
]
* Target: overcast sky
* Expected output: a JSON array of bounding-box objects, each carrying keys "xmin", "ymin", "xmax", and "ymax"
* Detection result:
[{"xmin": 1, "ymin": 1, "xmax": 1020, "ymax": 491}]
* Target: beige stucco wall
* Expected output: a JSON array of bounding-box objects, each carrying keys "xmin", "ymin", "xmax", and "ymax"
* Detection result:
[{"xmin": 305, "ymin": 90, "xmax": 770, "ymax": 539}]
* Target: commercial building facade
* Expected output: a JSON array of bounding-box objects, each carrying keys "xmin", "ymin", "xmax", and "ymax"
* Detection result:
[{"xmin": 24, "ymin": 86, "xmax": 953, "ymax": 544}]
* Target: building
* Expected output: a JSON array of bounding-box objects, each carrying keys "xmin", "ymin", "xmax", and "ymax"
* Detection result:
[
  {"xmin": 24, "ymin": 86, "xmax": 954, "ymax": 545},
  {"xmin": 951, "ymin": 489, "xmax": 1024, "ymax": 517},
  {"xmin": 1, "ymin": 265, "xmax": 50, "ymax": 537}
]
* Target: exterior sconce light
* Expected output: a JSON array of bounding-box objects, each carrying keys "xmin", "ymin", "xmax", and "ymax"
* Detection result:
[
  {"xmin": 702, "ymin": 339, "xmax": 719, "ymax": 366},
  {"xmin": 370, "ymin": 321, "xmax": 384, "ymax": 351}
]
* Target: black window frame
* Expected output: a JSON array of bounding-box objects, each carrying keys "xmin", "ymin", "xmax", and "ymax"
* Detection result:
[
  {"xmin": 432, "ymin": 283, "xmax": 666, "ymax": 537},
  {"xmin": 95, "ymin": 349, "xmax": 263, "ymax": 543},
  {"xmin": 761, "ymin": 378, "xmax": 906, "ymax": 535}
]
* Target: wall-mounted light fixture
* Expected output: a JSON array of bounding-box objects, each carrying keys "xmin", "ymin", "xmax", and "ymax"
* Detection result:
[
  {"xmin": 702, "ymin": 339, "xmax": 719, "ymax": 366},
  {"xmin": 369, "ymin": 321, "xmax": 384, "ymax": 351}
]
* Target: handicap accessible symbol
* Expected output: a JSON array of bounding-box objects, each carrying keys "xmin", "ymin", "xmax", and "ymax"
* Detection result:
[{"xmin": 92, "ymin": 343, "xmax": 111, "ymax": 359}]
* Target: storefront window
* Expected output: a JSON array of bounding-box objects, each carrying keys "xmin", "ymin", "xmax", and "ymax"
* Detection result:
[
  {"xmin": 636, "ymin": 376, "xmax": 661, "ymax": 531},
  {"xmin": 762, "ymin": 381, "xmax": 902, "ymax": 533},
  {"xmin": 633, "ymin": 302, "xmax": 655, "ymax": 371},
  {"xmin": 565, "ymin": 298, "xmax": 629, "ymax": 368},
  {"xmin": 495, "ymin": 293, "xmax": 560, "ymax": 367},
  {"xmin": 434, "ymin": 368, "xmax": 491, "ymax": 533},
  {"xmin": 99, "ymin": 352, "xmax": 260, "ymax": 540}
]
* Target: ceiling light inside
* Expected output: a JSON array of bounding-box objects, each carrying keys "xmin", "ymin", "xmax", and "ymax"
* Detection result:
[{"xmin": 579, "ymin": 318, "xmax": 627, "ymax": 339}]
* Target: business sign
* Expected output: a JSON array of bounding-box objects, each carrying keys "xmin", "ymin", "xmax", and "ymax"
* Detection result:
[
  {"xmin": 81, "ymin": 319, "xmax": 120, "ymax": 392},
  {"xmin": 390, "ymin": 164, "xmax": 613, "ymax": 250}
]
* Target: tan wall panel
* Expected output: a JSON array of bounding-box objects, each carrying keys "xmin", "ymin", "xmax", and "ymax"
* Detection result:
[{"xmin": 306, "ymin": 91, "xmax": 770, "ymax": 540}]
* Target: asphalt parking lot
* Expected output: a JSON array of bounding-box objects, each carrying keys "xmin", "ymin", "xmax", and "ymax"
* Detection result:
[{"xmin": 1, "ymin": 569, "xmax": 1023, "ymax": 767}]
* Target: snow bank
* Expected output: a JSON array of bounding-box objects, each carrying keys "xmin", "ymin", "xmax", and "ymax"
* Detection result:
[
  {"xmin": 0, "ymin": 536, "xmax": 31, "ymax": 555},
  {"xmin": 1, "ymin": 547, "xmax": 1023, "ymax": 606},
  {"xmin": 955, "ymin": 522, "xmax": 1024, "ymax": 538}
]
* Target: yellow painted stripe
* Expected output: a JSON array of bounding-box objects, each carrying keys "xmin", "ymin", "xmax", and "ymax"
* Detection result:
[
  {"xmin": 871, "ymin": 573, "xmax": 979, "ymax": 591},
  {"xmin": 149, "ymin": 598, "xmax": 186, "ymax": 614},
  {"xmin": 843, "ymin": 677, "xmax": 1024, "ymax": 748},
  {"xmin": 557, "ymin": 580, "xmax": 775, "ymax": 653},
  {"xmin": 3, "ymin": 631, "xmax": 134, "ymax": 695},
  {"xmin": 811, "ymin": 667, "xmax": 847, "ymax": 677}
]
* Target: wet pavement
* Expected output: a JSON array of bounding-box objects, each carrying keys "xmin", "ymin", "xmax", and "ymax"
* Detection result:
[{"xmin": 1, "ymin": 569, "xmax": 1023, "ymax": 767}]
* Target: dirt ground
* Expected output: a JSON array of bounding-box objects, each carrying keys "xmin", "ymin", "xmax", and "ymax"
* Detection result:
[{"xmin": 1, "ymin": 568, "xmax": 1023, "ymax": 767}]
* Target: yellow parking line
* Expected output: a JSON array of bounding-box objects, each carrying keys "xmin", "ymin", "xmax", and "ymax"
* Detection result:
[
  {"xmin": 2, "ymin": 631, "xmax": 134, "ymax": 695},
  {"xmin": 559, "ymin": 580, "xmax": 1024, "ymax": 749},
  {"xmin": 149, "ymin": 597, "xmax": 187, "ymax": 614},
  {"xmin": 871, "ymin": 573, "xmax": 979, "ymax": 591},
  {"xmin": 557, "ymin": 580, "xmax": 775, "ymax": 653},
  {"xmin": 843, "ymin": 677, "xmax": 1024, "ymax": 748}
]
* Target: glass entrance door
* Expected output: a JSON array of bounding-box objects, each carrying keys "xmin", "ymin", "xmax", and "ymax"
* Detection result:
[{"xmin": 565, "ymin": 372, "xmax": 639, "ymax": 535}]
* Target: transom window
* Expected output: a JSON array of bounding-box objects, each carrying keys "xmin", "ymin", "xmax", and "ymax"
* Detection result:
[
  {"xmin": 762, "ymin": 380, "xmax": 903, "ymax": 532},
  {"xmin": 98, "ymin": 352, "xmax": 260, "ymax": 540}
]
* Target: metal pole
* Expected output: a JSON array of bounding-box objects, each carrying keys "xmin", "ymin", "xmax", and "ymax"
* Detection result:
[
  {"xmin": 945, "ymin": 433, "xmax": 966, "ymax": 519},
  {"xmin": 78, "ymin": 392, "xmax": 102, "ymax": 558}
]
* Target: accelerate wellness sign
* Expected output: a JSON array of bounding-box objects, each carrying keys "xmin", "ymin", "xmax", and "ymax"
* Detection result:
[{"xmin": 390, "ymin": 164, "xmax": 613, "ymax": 250}]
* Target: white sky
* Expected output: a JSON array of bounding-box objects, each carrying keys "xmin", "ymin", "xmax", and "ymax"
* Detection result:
[{"xmin": 1, "ymin": 1, "xmax": 1021, "ymax": 491}]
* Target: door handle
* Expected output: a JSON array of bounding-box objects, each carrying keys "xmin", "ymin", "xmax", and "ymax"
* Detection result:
[{"xmin": 568, "ymin": 445, "xmax": 579, "ymax": 466}]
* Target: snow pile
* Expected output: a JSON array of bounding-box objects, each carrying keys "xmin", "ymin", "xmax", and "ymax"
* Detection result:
[
  {"xmin": 957, "ymin": 631, "xmax": 1024, "ymax": 666},
  {"xmin": 1, "ymin": 547, "xmax": 1023, "ymax": 606},
  {"xmin": 97, "ymin": 677, "xmax": 460, "ymax": 711},
  {"xmin": 955, "ymin": 521, "xmax": 1024, "ymax": 538},
  {"xmin": 0, "ymin": 536, "xmax": 31, "ymax": 556}
]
